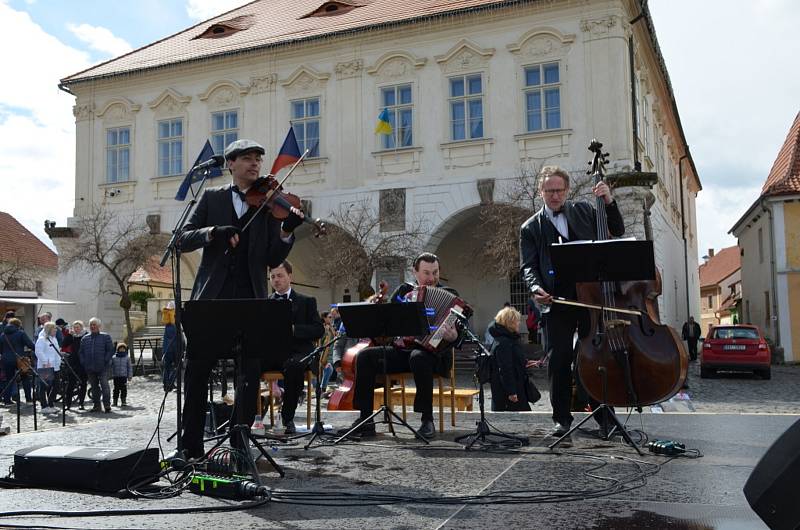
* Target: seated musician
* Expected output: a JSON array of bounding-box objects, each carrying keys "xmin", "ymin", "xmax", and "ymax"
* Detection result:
[
  {"xmin": 340, "ymin": 252, "xmax": 460, "ymax": 439},
  {"xmin": 267, "ymin": 260, "xmax": 324, "ymax": 434}
]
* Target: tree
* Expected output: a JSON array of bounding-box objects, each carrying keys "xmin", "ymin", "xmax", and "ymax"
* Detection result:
[
  {"xmin": 0, "ymin": 250, "xmax": 38, "ymax": 291},
  {"xmin": 61, "ymin": 207, "xmax": 168, "ymax": 359},
  {"xmin": 313, "ymin": 198, "xmax": 427, "ymax": 299}
]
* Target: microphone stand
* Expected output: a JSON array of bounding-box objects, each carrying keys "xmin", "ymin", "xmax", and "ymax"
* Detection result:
[
  {"xmin": 450, "ymin": 311, "xmax": 529, "ymax": 450},
  {"xmin": 159, "ymin": 164, "xmax": 216, "ymax": 455},
  {"xmin": 56, "ymin": 350, "xmax": 82, "ymax": 427},
  {"xmin": 283, "ymin": 333, "xmax": 347, "ymax": 449}
]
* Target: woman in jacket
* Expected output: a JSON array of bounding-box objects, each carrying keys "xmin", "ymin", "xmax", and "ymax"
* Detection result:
[
  {"xmin": 65, "ymin": 321, "xmax": 88, "ymax": 409},
  {"xmin": 1, "ymin": 318, "xmax": 35, "ymax": 404},
  {"xmin": 488, "ymin": 307, "xmax": 538, "ymax": 412},
  {"xmin": 35, "ymin": 322, "xmax": 62, "ymax": 412}
]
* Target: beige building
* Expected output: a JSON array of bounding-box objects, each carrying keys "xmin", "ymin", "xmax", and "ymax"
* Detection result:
[
  {"xmin": 50, "ymin": 0, "xmax": 701, "ymax": 339},
  {"xmin": 698, "ymin": 246, "xmax": 741, "ymax": 334},
  {"xmin": 731, "ymin": 111, "xmax": 800, "ymax": 362}
]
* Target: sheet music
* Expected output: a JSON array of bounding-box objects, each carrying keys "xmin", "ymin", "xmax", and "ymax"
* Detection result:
[{"xmin": 553, "ymin": 237, "xmax": 637, "ymax": 246}]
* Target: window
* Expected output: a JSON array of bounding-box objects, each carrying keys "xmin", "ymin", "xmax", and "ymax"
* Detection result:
[
  {"xmin": 449, "ymin": 74, "xmax": 483, "ymax": 140},
  {"xmin": 106, "ymin": 126, "xmax": 130, "ymax": 183},
  {"xmin": 707, "ymin": 295, "xmax": 712, "ymax": 309},
  {"xmin": 291, "ymin": 97, "xmax": 320, "ymax": 157},
  {"xmin": 642, "ymin": 97, "xmax": 650, "ymax": 156},
  {"xmin": 157, "ymin": 118, "xmax": 183, "ymax": 177},
  {"xmin": 211, "ymin": 110, "xmax": 238, "ymax": 155},
  {"xmin": 524, "ymin": 62, "xmax": 561, "ymax": 132},
  {"xmin": 379, "ymin": 84, "xmax": 413, "ymax": 149},
  {"xmin": 508, "ymin": 272, "xmax": 528, "ymax": 315}
]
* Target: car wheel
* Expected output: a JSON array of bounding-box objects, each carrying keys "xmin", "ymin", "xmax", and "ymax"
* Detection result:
[
  {"xmin": 700, "ymin": 366, "xmax": 714, "ymax": 379},
  {"xmin": 757, "ymin": 367, "xmax": 771, "ymax": 380}
]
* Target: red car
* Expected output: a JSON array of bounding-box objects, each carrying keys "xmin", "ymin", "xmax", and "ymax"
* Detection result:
[{"xmin": 701, "ymin": 325, "xmax": 771, "ymax": 379}]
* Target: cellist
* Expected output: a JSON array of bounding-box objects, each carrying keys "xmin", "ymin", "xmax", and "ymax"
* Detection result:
[{"xmin": 519, "ymin": 165, "xmax": 624, "ymax": 437}]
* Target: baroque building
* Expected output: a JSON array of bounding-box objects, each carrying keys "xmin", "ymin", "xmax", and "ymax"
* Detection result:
[{"xmin": 52, "ymin": 0, "xmax": 700, "ymax": 340}]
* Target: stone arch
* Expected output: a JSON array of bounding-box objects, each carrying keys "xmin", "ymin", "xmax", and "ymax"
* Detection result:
[
  {"xmin": 280, "ymin": 65, "xmax": 330, "ymax": 97},
  {"xmin": 147, "ymin": 88, "xmax": 191, "ymax": 115},
  {"xmin": 197, "ymin": 79, "xmax": 250, "ymax": 107},
  {"xmin": 435, "ymin": 39, "xmax": 495, "ymax": 74},
  {"xmin": 96, "ymin": 97, "xmax": 141, "ymax": 120},
  {"xmin": 367, "ymin": 51, "xmax": 427, "ymax": 79}
]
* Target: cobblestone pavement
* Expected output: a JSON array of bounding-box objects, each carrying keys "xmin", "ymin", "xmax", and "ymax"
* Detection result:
[{"xmin": 1, "ymin": 362, "xmax": 798, "ymax": 437}]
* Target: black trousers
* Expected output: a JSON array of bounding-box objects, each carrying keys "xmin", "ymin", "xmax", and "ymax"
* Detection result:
[
  {"xmin": 686, "ymin": 339, "xmax": 698, "ymax": 360},
  {"xmin": 65, "ymin": 366, "xmax": 86, "ymax": 407},
  {"xmin": 113, "ymin": 376, "xmax": 128, "ymax": 403},
  {"xmin": 353, "ymin": 346, "xmax": 444, "ymax": 420},
  {"xmin": 276, "ymin": 352, "xmax": 316, "ymax": 423},
  {"xmin": 181, "ymin": 356, "xmax": 261, "ymax": 458}
]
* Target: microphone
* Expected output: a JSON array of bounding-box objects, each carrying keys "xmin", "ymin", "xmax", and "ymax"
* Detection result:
[
  {"xmin": 192, "ymin": 154, "xmax": 225, "ymax": 172},
  {"xmin": 449, "ymin": 307, "xmax": 468, "ymax": 322}
]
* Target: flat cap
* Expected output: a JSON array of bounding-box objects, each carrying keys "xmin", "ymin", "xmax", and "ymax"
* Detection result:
[{"xmin": 224, "ymin": 139, "xmax": 265, "ymax": 160}]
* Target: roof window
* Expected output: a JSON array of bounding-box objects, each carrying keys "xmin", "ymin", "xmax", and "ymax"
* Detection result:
[
  {"xmin": 194, "ymin": 15, "xmax": 255, "ymax": 40},
  {"xmin": 301, "ymin": 1, "xmax": 366, "ymax": 18}
]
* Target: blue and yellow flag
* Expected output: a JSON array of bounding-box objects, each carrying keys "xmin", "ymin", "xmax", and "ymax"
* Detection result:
[{"xmin": 374, "ymin": 108, "xmax": 393, "ymax": 135}]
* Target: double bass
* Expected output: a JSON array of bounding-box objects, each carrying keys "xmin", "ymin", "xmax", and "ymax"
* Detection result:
[
  {"xmin": 327, "ymin": 282, "xmax": 389, "ymax": 411},
  {"xmin": 574, "ymin": 140, "xmax": 688, "ymax": 408}
]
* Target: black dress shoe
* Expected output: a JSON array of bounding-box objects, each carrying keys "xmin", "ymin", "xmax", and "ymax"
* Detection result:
[
  {"xmin": 418, "ymin": 419, "xmax": 436, "ymax": 439},
  {"xmin": 337, "ymin": 418, "xmax": 376, "ymax": 438},
  {"xmin": 550, "ymin": 422, "xmax": 571, "ymax": 437},
  {"xmin": 283, "ymin": 420, "xmax": 296, "ymax": 435}
]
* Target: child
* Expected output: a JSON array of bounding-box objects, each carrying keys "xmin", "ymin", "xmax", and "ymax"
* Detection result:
[{"xmin": 111, "ymin": 343, "xmax": 133, "ymax": 407}]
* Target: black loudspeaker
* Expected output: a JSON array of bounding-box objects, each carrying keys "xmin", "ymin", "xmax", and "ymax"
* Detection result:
[
  {"xmin": 14, "ymin": 445, "xmax": 160, "ymax": 492},
  {"xmin": 743, "ymin": 418, "xmax": 800, "ymax": 530}
]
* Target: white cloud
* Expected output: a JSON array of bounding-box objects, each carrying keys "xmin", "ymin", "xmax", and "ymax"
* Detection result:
[
  {"xmin": 66, "ymin": 22, "xmax": 132, "ymax": 58},
  {"xmin": 0, "ymin": 3, "xmax": 93, "ymax": 251},
  {"xmin": 185, "ymin": 0, "xmax": 247, "ymax": 21},
  {"xmin": 649, "ymin": 0, "xmax": 800, "ymax": 257}
]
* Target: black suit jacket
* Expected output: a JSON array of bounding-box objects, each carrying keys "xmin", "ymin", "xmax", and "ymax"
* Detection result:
[
  {"xmin": 271, "ymin": 290, "xmax": 324, "ymax": 357},
  {"xmin": 519, "ymin": 200, "xmax": 624, "ymax": 295},
  {"xmin": 178, "ymin": 184, "xmax": 293, "ymax": 300}
]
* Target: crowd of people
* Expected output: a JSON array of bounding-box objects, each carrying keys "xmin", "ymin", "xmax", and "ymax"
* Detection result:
[{"xmin": 0, "ymin": 310, "xmax": 132, "ymax": 414}]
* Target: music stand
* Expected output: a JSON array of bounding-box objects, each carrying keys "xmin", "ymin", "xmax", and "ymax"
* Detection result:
[
  {"xmin": 332, "ymin": 301, "xmax": 430, "ymax": 445},
  {"xmin": 183, "ymin": 298, "xmax": 292, "ymax": 481},
  {"xmin": 546, "ymin": 239, "xmax": 654, "ymax": 455}
]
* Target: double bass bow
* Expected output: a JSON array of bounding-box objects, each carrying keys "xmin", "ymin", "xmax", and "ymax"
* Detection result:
[{"xmin": 569, "ymin": 140, "xmax": 688, "ymax": 408}]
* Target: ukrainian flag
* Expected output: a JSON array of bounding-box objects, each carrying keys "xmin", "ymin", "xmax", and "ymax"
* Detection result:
[{"xmin": 374, "ymin": 108, "xmax": 393, "ymax": 135}]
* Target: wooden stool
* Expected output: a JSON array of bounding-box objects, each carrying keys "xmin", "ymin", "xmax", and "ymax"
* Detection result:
[{"xmin": 258, "ymin": 370, "xmax": 313, "ymax": 428}]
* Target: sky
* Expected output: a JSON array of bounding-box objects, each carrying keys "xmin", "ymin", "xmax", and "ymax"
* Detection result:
[{"xmin": 0, "ymin": 0, "xmax": 798, "ymax": 262}]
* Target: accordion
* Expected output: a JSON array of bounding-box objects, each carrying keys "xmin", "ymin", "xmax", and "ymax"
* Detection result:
[{"xmin": 400, "ymin": 285, "xmax": 470, "ymax": 352}]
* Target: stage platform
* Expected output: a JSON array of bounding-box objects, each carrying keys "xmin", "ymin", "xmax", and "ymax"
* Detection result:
[{"xmin": 0, "ymin": 410, "xmax": 794, "ymax": 529}]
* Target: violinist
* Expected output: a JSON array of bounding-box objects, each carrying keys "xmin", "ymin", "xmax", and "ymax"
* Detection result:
[
  {"xmin": 519, "ymin": 165, "xmax": 624, "ymax": 437},
  {"xmin": 339, "ymin": 253, "xmax": 459, "ymax": 440},
  {"xmin": 178, "ymin": 138, "xmax": 304, "ymax": 459}
]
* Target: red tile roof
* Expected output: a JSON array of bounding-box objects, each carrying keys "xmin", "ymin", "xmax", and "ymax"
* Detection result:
[
  {"xmin": 698, "ymin": 245, "xmax": 740, "ymax": 288},
  {"xmin": 128, "ymin": 256, "xmax": 173, "ymax": 285},
  {"xmin": 761, "ymin": 111, "xmax": 800, "ymax": 197},
  {"xmin": 0, "ymin": 212, "xmax": 57, "ymax": 270},
  {"xmin": 59, "ymin": 0, "xmax": 549, "ymax": 84}
]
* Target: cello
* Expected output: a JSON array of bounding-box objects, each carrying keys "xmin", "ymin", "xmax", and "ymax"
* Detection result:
[
  {"xmin": 327, "ymin": 281, "xmax": 389, "ymax": 411},
  {"xmin": 574, "ymin": 140, "xmax": 688, "ymax": 408}
]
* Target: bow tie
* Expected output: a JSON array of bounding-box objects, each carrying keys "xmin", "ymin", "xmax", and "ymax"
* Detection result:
[
  {"xmin": 275, "ymin": 293, "xmax": 289, "ymax": 300},
  {"xmin": 232, "ymin": 185, "xmax": 247, "ymax": 201},
  {"xmin": 551, "ymin": 209, "xmax": 563, "ymax": 217}
]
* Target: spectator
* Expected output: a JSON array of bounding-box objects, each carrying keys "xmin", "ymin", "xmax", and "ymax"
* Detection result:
[
  {"xmin": 111, "ymin": 343, "xmax": 133, "ymax": 407},
  {"xmin": 79, "ymin": 318, "xmax": 114, "ymax": 413},
  {"xmin": 64, "ymin": 321, "xmax": 88, "ymax": 410},
  {"xmin": 36, "ymin": 312, "xmax": 63, "ymax": 345},
  {"xmin": 35, "ymin": 322, "xmax": 62, "ymax": 413},
  {"xmin": 1, "ymin": 317, "xmax": 35, "ymax": 405},
  {"xmin": 161, "ymin": 303, "xmax": 177, "ymax": 392},
  {"xmin": 681, "ymin": 316, "xmax": 702, "ymax": 362},
  {"xmin": 318, "ymin": 311, "xmax": 336, "ymax": 393},
  {"xmin": 487, "ymin": 307, "xmax": 540, "ymax": 412}
]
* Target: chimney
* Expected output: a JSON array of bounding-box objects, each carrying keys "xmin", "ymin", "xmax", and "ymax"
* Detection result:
[{"xmin": 708, "ymin": 248, "xmax": 715, "ymax": 258}]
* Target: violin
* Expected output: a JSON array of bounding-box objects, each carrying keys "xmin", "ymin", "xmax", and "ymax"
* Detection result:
[
  {"xmin": 327, "ymin": 281, "xmax": 389, "ymax": 411},
  {"xmin": 245, "ymin": 175, "xmax": 327, "ymax": 237}
]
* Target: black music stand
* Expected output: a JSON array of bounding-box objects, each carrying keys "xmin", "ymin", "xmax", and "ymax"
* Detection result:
[
  {"xmin": 183, "ymin": 299, "xmax": 292, "ymax": 481},
  {"xmin": 546, "ymin": 239, "xmax": 654, "ymax": 455},
  {"xmin": 333, "ymin": 301, "xmax": 430, "ymax": 445}
]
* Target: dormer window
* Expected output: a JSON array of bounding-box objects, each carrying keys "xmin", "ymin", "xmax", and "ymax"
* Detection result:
[
  {"xmin": 301, "ymin": 1, "xmax": 366, "ymax": 18},
  {"xmin": 194, "ymin": 15, "xmax": 255, "ymax": 40}
]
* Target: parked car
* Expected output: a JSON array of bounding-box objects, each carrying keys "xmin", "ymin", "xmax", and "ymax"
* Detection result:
[{"xmin": 701, "ymin": 325, "xmax": 771, "ymax": 379}]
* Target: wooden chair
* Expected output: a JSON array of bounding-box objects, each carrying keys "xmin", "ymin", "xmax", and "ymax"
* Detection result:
[
  {"xmin": 387, "ymin": 348, "xmax": 457, "ymax": 432},
  {"xmin": 258, "ymin": 370, "xmax": 313, "ymax": 429}
]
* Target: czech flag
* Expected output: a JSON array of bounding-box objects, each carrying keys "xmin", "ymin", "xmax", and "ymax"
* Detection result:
[
  {"xmin": 270, "ymin": 127, "xmax": 302, "ymax": 175},
  {"xmin": 375, "ymin": 108, "xmax": 393, "ymax": 135},
  {"xmin": 175, "ymin": 139, "xmax": 222, "ymax": 201}
]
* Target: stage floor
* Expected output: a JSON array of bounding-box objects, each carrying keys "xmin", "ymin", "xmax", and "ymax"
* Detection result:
[{"xmin": 0, "ymin": 410, "xmax": 793, "ymax": 529}]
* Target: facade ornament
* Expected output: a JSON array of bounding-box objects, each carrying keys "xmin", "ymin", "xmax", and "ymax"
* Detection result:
[
  {"xmin": 435, "ymin": 39, "xmax": 495, "ymax": 74},
  {"xmin": 477, "ymin": 178, "xmax": 495, "ymax": 205},
  {"xmin": 367, "ymin": 51, "xmax": 427, "ymax": 81},
  {"xmin": 72, "ymin": 103, "xmax": 94, "ymax": 121},
  {"xmin": 249, "ymin": 73, "xmax": 277, "ymax": 93},
  {"xmin": 96, "ymin": 97, "xmax": 141, "ymax": 122},
  {"xmin": 147, "ymin": 88, "xmax": 191, "ymax": 115},
  {"xmin": 335, "ymin": 59, "xmax": 363, "ymax": 80},
  {"xmin": 197, "ymin": 79, "xmax": 250, "ymax": 107},
  {"xmin": 580, "ymin": 15, "xmax": 620, "ymax": 37},
  {"xmin": 281, "ymin": 65, "xmax": 330, "ymax": 96}
]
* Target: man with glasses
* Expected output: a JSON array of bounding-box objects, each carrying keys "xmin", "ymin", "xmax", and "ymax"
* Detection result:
[{"xmin": 519, "ymin": 165, "xmax": 624, "ymax": 437}]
